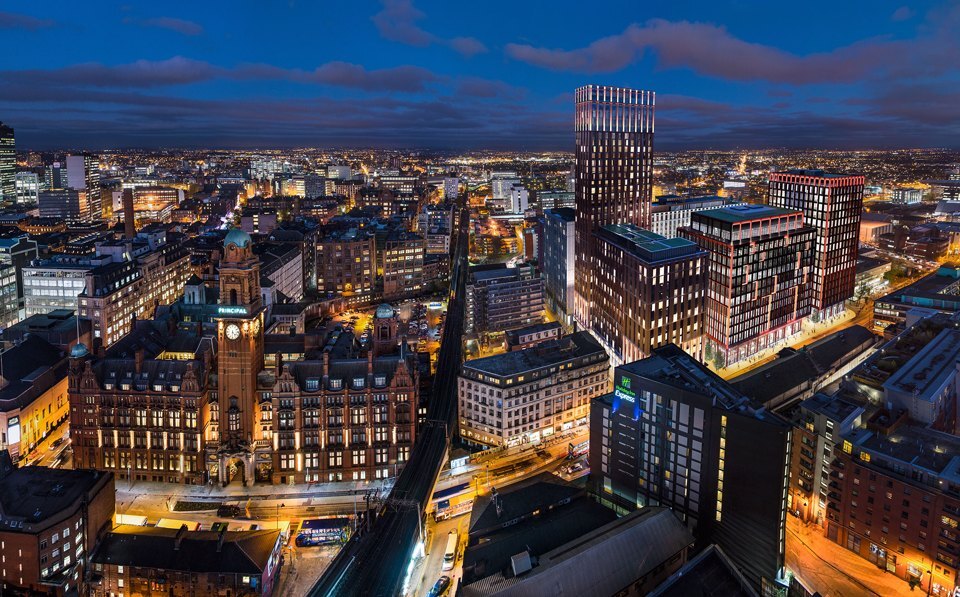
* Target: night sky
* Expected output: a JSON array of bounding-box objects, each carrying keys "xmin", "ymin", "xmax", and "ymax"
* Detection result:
[{"xmin": 1, "ymin": 0, "xmax": 957, "ymax": 151}]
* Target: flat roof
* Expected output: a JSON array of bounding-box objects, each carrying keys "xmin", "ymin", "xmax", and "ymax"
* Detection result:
[
  {"xmin": 0, "ymin": 467, "xmax": 110, "ymax": 531},
  {"xmin": 463, "ymin": 331, "xmax": 605, "ymax": 378},
  {"xmin": 598, "ymin": 223, "xmax": 701, "ymax": 262},
  {"xmin": 696, "ymin": 204, "xmax": 800, "ymax": 224},
  {"xmin": 883, "ymin": 328, "xmax": 960, "ymax": 400}
]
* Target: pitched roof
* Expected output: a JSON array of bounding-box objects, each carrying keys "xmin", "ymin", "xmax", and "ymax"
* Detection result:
[{"xmin": 92, "ymin": 525, "xmax": 279, "ymax": 574}]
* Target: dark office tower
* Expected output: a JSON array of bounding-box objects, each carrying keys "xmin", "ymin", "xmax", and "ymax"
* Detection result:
[
  {"xmin": 66, "ymin": 153, "xmax": 102, "ymax": 220},
  {"xmin": 0, "ymin": 122, "xmax": 14, "ymax": 203},
  {"xmin": 768, "ymin": 169, "xmax": 864, "ymax": 318},
  {"xmin": 573, "ymin": 85, "xmax": 654, "ymax": 328},
  {"xmin": 590, "ymin": 344, "xmax": 793, "ymax": 591}
]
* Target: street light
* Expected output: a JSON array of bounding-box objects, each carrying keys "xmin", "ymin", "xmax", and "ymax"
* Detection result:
[{"xmin": 277, "ymin": 503, "xmax": 285, "ymax": 533}]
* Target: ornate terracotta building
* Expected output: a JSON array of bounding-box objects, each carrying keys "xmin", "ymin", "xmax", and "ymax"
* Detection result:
[{"xmin": 69, "ymin": 229, "xmax": 418, "ymax": 486}]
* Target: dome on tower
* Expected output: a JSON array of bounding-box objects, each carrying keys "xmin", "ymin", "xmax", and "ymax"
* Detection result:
[
  {"xmin": 70, "ymin": 343, "xmax": 89, "ymax": 358},
  {"xmin": 375, "ymin": 303, "xmax": 395, "ymax": 319},
  {"xmin": 224, "ymin": 228, "xmax": 252, "ymax": 249}
]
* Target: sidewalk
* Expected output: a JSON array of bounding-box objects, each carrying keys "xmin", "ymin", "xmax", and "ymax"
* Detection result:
[
  {"xmin": 786, "ymin": 515, "xmax": 915, "ymax": 596},
  {"xmin": 715, "ymin": 307, "xmax": 857, "ymax": 379}
]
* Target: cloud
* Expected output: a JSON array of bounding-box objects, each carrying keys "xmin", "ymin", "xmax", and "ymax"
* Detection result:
[
  {"xmin": 295, "ymin": 62, "xmax": 440, "ymax": 92},
  {"xmin": 372, "ymin": 0, "xmax": 487, "ymax": 57},
  {"xmin": 0, "ymin": 11, "xmax": 54, "ymax": 30},
  {"xmin": 454, "ymin": 77, "xmax": 526, "ymax": 100},
  {"xmin": 1, "ymin": 57, "xmax": 218, "ymax": 88},
  {"xmin": 891, "ymin": 6, "xmax": 914, "ymax": 21},
  {"xmin": 0, "ymin": 85, "xmax": 568, "ymax": 150},
  {"xmin": 447, "ymin": 37, "xmax": 488, "ymax": 58},
  {"xmin": 0, "ymin": 57, "xmax": 441, "ymax": 93},
  {"xmin": 138, "ymin": 17, "xmax": 204, "ymax": 36},
  {"xmin": 505, "ymin": 13, "xmax": 960, "ymax": 84}
]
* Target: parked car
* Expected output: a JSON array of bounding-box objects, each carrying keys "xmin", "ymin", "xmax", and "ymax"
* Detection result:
[{"xmin": 428, "ymin": 576, "xmax": 452, "ymax": 597}]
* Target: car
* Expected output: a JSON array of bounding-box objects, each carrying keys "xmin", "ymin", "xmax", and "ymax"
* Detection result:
[
  {"xmin": 566, "ymin": 462, "xmax": 584, "ymax": 475},
  {"xmin": 428, "ymin": 576, "xmax": 452, "ymax": 597},
  {"xmin": 49, "ymin": 437, "xmax": 64, "ymax": 450}
]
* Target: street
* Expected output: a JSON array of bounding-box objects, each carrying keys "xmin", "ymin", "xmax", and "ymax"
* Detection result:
[{"xmin": 786, "ymin": 515, "xmax": 917, "ymax": 596}]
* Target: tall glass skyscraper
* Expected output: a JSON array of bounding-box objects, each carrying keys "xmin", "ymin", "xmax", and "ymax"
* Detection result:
[
  {"xmin": 573, "ymin": 85, "xmax": 655, "ymax": 328},
  {"xmin": 0, "ymin": 122, "xmax": 14, "ymax": 203}
]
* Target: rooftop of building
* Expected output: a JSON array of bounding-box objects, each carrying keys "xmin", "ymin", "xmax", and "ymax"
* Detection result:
[
  {"xmin": 462, "ymin": 332, "xmax": 604, "ymax": 379},
  {"xmin": 772, "ymin": 169, "xmax": 857, "ymax": 179},
  {"xmin": 597, "ymin": 223, "xmax": 702, "ymax": 262},
  {"xmin": 852, "ymin": 312, "xmax": 960, "ymax": 390},
  {"xmin": 800, "ymin": 392, "xmax": 864, "ymax": 424},
  {"xmin": 0, "ymin": 466, "xmax": 110, "ymax": 532},
  {"xmin": 504, "ymin": 321, "xmax": 562, "ymax": 342},
  {"xmin": 648, "ymin": 544, "xmax": 759, "ymax": 597},
  {"xmin": 847, "ymin": 422, "xmax": 960, "ymax": 486},
  {"xmin": 544, "ymin": 207, "xmax": 575, "ymax": 220},
  {"xmin": 695, "ymin": 204, "xmax": 800, "ymax": 224},
  {"xmin": 92, "ymin": 525, "xmax": 279, "ymax": 574},
  {"xmin": 882, "ymin": 327, "xmax": 960, "ymax": 400},
  {"xmin": 619, "ymin": 344, "xmax": 747, "ymax": 410},
  {"xmin": 469, "ymin": 264, "xmax": 536, "ymax": 283},
  {"xmin": 652, "ymin": 194, "xmax": 727, "ymax": 207},
  {"xmin": 462, "ymin": 506, "xmax": 693, "ymax": 597},
  {"xmin": 857, "ymin": 253, "xmax": 891, "ymax": 274},
  {"xmin": 731, "ymin": 326, "xmax": 878, "ymax": 406},
  {"xmin": 4, "ymin": 308, "xmax": 78, "ymax": 334},
  {"xmin": 876, "ymin": 266, "xmax": 960, "ymax": 304}
]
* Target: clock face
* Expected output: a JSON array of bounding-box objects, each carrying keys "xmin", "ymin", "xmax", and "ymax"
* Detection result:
[{"xmin": 226, "ymin": 323, "xmax": 241, "ymax": 340}]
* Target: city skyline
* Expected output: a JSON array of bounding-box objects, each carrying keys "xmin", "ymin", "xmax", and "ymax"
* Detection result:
[{"xmin": 1, "ymin": 0, "xmax": 959, "ymax": 150}]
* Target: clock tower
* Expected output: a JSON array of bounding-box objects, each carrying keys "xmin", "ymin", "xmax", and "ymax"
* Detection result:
[{"xmin": 215, "ymin": 228, "xmax": 264, "ymax": 485}]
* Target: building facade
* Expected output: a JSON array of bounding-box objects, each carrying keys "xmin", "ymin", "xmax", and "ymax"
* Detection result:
[
  {"xmin": 650, "ymin": 195, "xmax": 744, "ymax": 238},
  {"xmin": 459, "ymin": 331, "xmax": 608, "ymax": 448},
  {"xmin": 0, "ymin": 465, "xmax": 115, "ymax": 596},
  {"xmin": 768, "ymin": 170, "xmax": 865, "ymax": 317},
  {"xmin": 590, "ymin": 344, "xmax": 793, "ymax": 590},
  {"xmin": 65, "ymin": 154, "xmax": 102, "ymax": 221},
  {"xmin": 679, "ymin": 205, "xmax": 817, "ymax": 368},
  {"xmin": 381, "ymin": 231, "xmax": 425, "ymax": 301},
  {"xmin": 592, "ymin": 224, "xmax": 706, "ymax": 365},
  {"xmin": 315, "ymin": 229, "xmax": 375, "ymax": 303},
  {"xmin": 0, "ymin": 122, "xmax": 13, "ymax": 203},
  {"xmin": 574, "ymin": 85, "xmax": 654, "ymax": 327},
  {"xmin": 466, "ymin": 264, "xmax": 544, "ymax": 334},
  {"xmin": 91, "ymin": 526, "xmax": 282, "ymax": 597},
  {"xmin": 542, "ymin": 208, "xmax": 576, "ymax": 327}
]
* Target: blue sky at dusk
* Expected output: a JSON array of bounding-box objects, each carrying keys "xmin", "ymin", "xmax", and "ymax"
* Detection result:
[{"xmin": 1, "ymin": 0, "xmax": 957, "ymax": 150}]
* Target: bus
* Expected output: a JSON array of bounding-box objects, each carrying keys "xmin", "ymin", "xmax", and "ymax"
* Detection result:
[
  {"xmin": 567, "ymin": 440, "xmax": 588, "ymax": 460},
  {"xmin": 295, "ymin": 517, "xmax": 352, "ymax": 547},
  {"xmin": 430, "ymin": 483, "xmax": 473, "ymax": 521},
  {"xmin": 442, "ymin": 531, "xmax": 459, "ymax": 571}
]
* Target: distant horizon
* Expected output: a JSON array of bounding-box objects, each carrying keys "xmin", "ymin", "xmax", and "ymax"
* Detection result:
[{"xmin": 10, "ymin": 143, "xmax": 960, "ymax": 155}]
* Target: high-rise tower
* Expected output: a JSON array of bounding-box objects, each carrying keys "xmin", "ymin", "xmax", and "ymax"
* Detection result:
[
  {"xmin": 573, "ymin": 85, "xmax": 655, "ymax": 328},
  {"xmin": 0, "ymin": 122, "xmax": 14, "ymax": 203},
  {"xmin": 768, "ymin": 169, "xmax": 864, "ymax": 318},
  {"xmin": 66, "ymin": 153, "xmax": 102, "ymax": 220}
]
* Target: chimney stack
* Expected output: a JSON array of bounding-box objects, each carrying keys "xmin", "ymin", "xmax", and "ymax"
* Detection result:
[
  {"xmin": 174, "ymin": 524, "xmax": 187, "ymax": 550},
  {"xmin": 216, "ymin": 525, "xmax": 227, "ymax": 552},
  {"xmin": 134, "ymin": 346, "xmax": 145, "ymax": 375}
]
